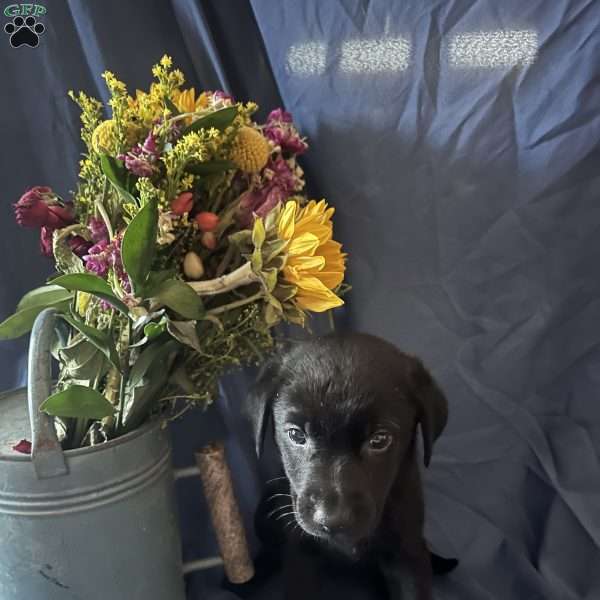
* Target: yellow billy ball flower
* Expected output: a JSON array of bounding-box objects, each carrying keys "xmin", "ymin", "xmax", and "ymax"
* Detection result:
[
  {"xmin": 277, "ymin": 199, "xmax": 346, "ymax": 312},
  {"xmin": 91, "ymin": 119, "xmax": 117, "ymax": 154},
  {"xmin": 91, "ymin": 119, "xmax": 140, "ymax": 154},
  {"xmin": 230, "ymin": 126, "xmax": 270, "ymax": 173}
]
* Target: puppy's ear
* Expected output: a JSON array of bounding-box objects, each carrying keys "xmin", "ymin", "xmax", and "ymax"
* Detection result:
[
  {"xmin": 245, "ymin": 356, "xmax": 282, "ymax": 457},
  {"xmin": 410, "ymin": 358, "xmax": 448, "ymax": 467}
]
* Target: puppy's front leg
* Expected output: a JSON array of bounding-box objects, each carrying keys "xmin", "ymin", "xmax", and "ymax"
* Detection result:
[
  {"xmin": 283, "ymin": 542, "xmax": 321, "ymax": 600},
  {"xmin": 379, "ymin": 545, "xmax": 433, "ymax": 600}
]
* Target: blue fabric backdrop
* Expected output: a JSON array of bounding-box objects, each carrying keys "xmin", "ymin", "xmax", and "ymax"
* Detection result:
[{"xmin": 1, "ymin": 1, "xmax": 599, "ymax": 599}]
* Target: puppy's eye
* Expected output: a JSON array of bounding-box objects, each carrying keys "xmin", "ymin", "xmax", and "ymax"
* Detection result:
[
  {"xmin": 287, "ymin": 427, "xmax": 307, "ymax": 445},
  {"xmin": 367, "ymin": 431, "xmax": 392, "ymax": 452}
]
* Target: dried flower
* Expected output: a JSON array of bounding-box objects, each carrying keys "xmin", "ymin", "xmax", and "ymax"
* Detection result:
[{"xmin": 14, "ymin": 187, "xmax": 74, "ymax": 229}]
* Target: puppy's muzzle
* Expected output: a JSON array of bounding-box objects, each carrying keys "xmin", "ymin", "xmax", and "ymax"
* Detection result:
[{"xmin": 297, "ymin": 488, "xmax": 377, "ymax": 548}]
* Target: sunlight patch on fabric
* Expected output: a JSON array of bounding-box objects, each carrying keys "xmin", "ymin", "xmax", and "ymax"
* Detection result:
[
  {"xmin": 286, "ymin": 42, "xmax": 327, "ymax": 75},
  {"xmin": 339, "ymin": 38, "xmax": 411, "ymax": 73},
  {"xmin": 449, "ymin": 30, "xmax": 538, "ymax": 68}
]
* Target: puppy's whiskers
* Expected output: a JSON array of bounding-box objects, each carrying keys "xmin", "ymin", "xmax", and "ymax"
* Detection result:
[
  {"xmin": 275, "ymin": 511, "xmax": 297, "ymax": 522},
  {"xmin": 265, "ymin": 476, "xmax": 288, "ymax": 485},
  {"xmin": 267, "ymin": 504, "xmax": 294, "ymax": 519},
  {"xmin": 265, "ymin": 492, "xmax": 293, "ymax": 504}
]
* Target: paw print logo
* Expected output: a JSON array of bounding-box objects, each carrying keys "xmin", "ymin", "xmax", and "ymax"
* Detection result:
[{"xmin": 4, "ymin": 16, "xmax": 45, "ymax": 48}]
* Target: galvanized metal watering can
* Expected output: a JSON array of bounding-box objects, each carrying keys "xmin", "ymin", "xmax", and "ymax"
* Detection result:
[{"xmin": 0, "ymin": 309, "xmax": 186, "ymax": 599}]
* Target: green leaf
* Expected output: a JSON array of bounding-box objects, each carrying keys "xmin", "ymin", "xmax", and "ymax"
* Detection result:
[
  {"xmin": 40, "ymin": 385, "xmax": 115, "ymax": 419},
  {"xmin": 122, "ymin": 198, "xmax": 158, "ymax": 293},
  {"xmin": 180, "ymin": 106, "xmax": 238, "ymax": 136},
  {"xmin": 144, "ymin": 321, "xmax": 166, "ymax": 340},
  {"xmin": 100, "ymin": 154, "xmax": 137, "ymax": 204},
  {"xmin": 61, "ymin": 313, "xmax": 121, "ymax": 371},
  {"xmin": 59, "ymin": 334, "xmax": 108, "ymax": 381},
  {"xmin": 128, "ymin": 338, "xmax": 177, "ymax": 389},
  {"xmin": 151, "ymin": 279, "xmax": 205, "ymax": 320},
  {"xmin": 166, "ymin": 320, "xmax": 202, "ymax": 352},
  {"xmin": 0, "ymin": 300, "xmax": 72, "ymax": 340},
  {"xmin": 52, "ymin": 274, "xmax": 129, "ymax": 315},
  {"xmin": 185, "ymin": 160, "xmax": 236, "ymax": 176},
  {"xmin": 17, "ymin": 285, "xmax": 73, "ymax": 312}
]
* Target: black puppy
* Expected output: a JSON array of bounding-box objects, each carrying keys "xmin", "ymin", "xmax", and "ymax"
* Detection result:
[{"xmin": 247, "ymin": 332, "xmax": 456, "ymax": 600}]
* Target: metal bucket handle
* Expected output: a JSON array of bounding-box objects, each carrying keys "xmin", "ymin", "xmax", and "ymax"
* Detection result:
[{"xmin": 28, "ymin": 307, "xmax": 68, "ymax": 479}]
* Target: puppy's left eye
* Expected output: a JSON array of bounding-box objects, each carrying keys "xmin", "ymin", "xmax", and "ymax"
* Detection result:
[
  {"xmin": 287, "ymin": 427, "xmax": 307, "ymax": 445},
  {"xmin": 367, "ymin": 431, "xmax": 392, "ymax": 452}
]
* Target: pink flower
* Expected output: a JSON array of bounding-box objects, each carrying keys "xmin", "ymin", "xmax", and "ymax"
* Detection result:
[
  {"xmin": 14, "ymin": 186, "xmax": 75, "ymax": 229},
  {"xmin": 263, "ymin": 109, "xmax": 308, "ymax": 155}
]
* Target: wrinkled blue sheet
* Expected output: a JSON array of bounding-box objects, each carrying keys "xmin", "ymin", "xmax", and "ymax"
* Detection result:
[{"xmin": 1, "ymin": 1, "xmax": 599, "ymax": 598}]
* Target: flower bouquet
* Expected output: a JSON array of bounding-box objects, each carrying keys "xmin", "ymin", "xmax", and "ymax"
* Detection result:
[{"xmin": 0, "ymin": 56, "xmax": 348, "ymax": 449}]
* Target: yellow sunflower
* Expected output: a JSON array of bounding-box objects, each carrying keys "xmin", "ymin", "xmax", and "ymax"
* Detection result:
[
  {"xmin": 277, "ymin": 199, "xmax": 346, "ymax": 312},
  {"xmin": 171, "ymin": 88, "xmax": 209, "ymax": 117}
]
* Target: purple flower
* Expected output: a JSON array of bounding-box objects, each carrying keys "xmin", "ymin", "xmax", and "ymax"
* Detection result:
[
  {"xmin": 267, "ymin": 108, "xmax": 293, "ymax": 124},
  {"xmin": 118, "ymin": 132, "xmax": 160, "ymax": 177},
  {"xmin": 82, "ymin": 234, "xmax": 130, "ymax": 295},
  {"xmin": 263, "ymin": 109, "xmax": 308, "ymax": 155},
  {"xmin": 83, "ymin": 239, "xmax": 110, "ymax": 277},
  {"xmin": 211, "ymin": 90, "xmax": 234, "ymax": 104},
  {"xmin": 88, "ymin": 217, "xmax": 108, "ymax": 243},
  {"xmin": 237, "ymin": 158, "xmax": 300, "ymax": 228}
]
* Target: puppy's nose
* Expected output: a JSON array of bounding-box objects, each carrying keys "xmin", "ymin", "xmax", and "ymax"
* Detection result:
[{"xmin": 314, "ymin": 507, "xmax": 353, "ymax": 536}]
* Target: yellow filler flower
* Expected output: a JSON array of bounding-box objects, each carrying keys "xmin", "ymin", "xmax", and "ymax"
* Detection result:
[{"xmin": 277, "ymin": 199, "xmax": 346, "ymax": 312}]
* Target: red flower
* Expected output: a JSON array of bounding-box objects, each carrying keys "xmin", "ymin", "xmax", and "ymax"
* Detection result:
[
  {"xmin": 39, "ymin": 226, "xmax": 54, "ymax": 257},
  {"xmin": 171, "ymin": 192, "xmax": 194, "ymax": 215},
  {"xmin": 14, "ymin": 186, "xmax": 74, "ymax": 229},
  {"xmin": 195, "ymin": 211, "xmax": 219, "ymax": 232},
  {"xmin": 68, "ymin": 235, "xmax": 92, "ymax": 258}
]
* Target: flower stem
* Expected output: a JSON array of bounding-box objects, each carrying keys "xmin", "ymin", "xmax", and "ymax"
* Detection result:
[
  {"xmin": 206, "ymin": 291, "xmax": 264, "ymax": 316},
  {"xmin": 187, "ymin": 261, "xmax": 259, "ymax": 295},
  {"xmin": 97, "ymin": 178, "xmax": 114, "ymax": 240}
]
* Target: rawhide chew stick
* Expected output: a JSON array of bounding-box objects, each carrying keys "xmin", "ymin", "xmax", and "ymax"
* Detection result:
[{"xmin": 195, "ymin": 442, "xmax": 255, "ymax": 583}]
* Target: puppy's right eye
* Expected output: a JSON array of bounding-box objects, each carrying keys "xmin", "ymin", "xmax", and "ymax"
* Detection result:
[{"xmin": 287, "ymin": 427, "xmax": 307, "ymax": 445}]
